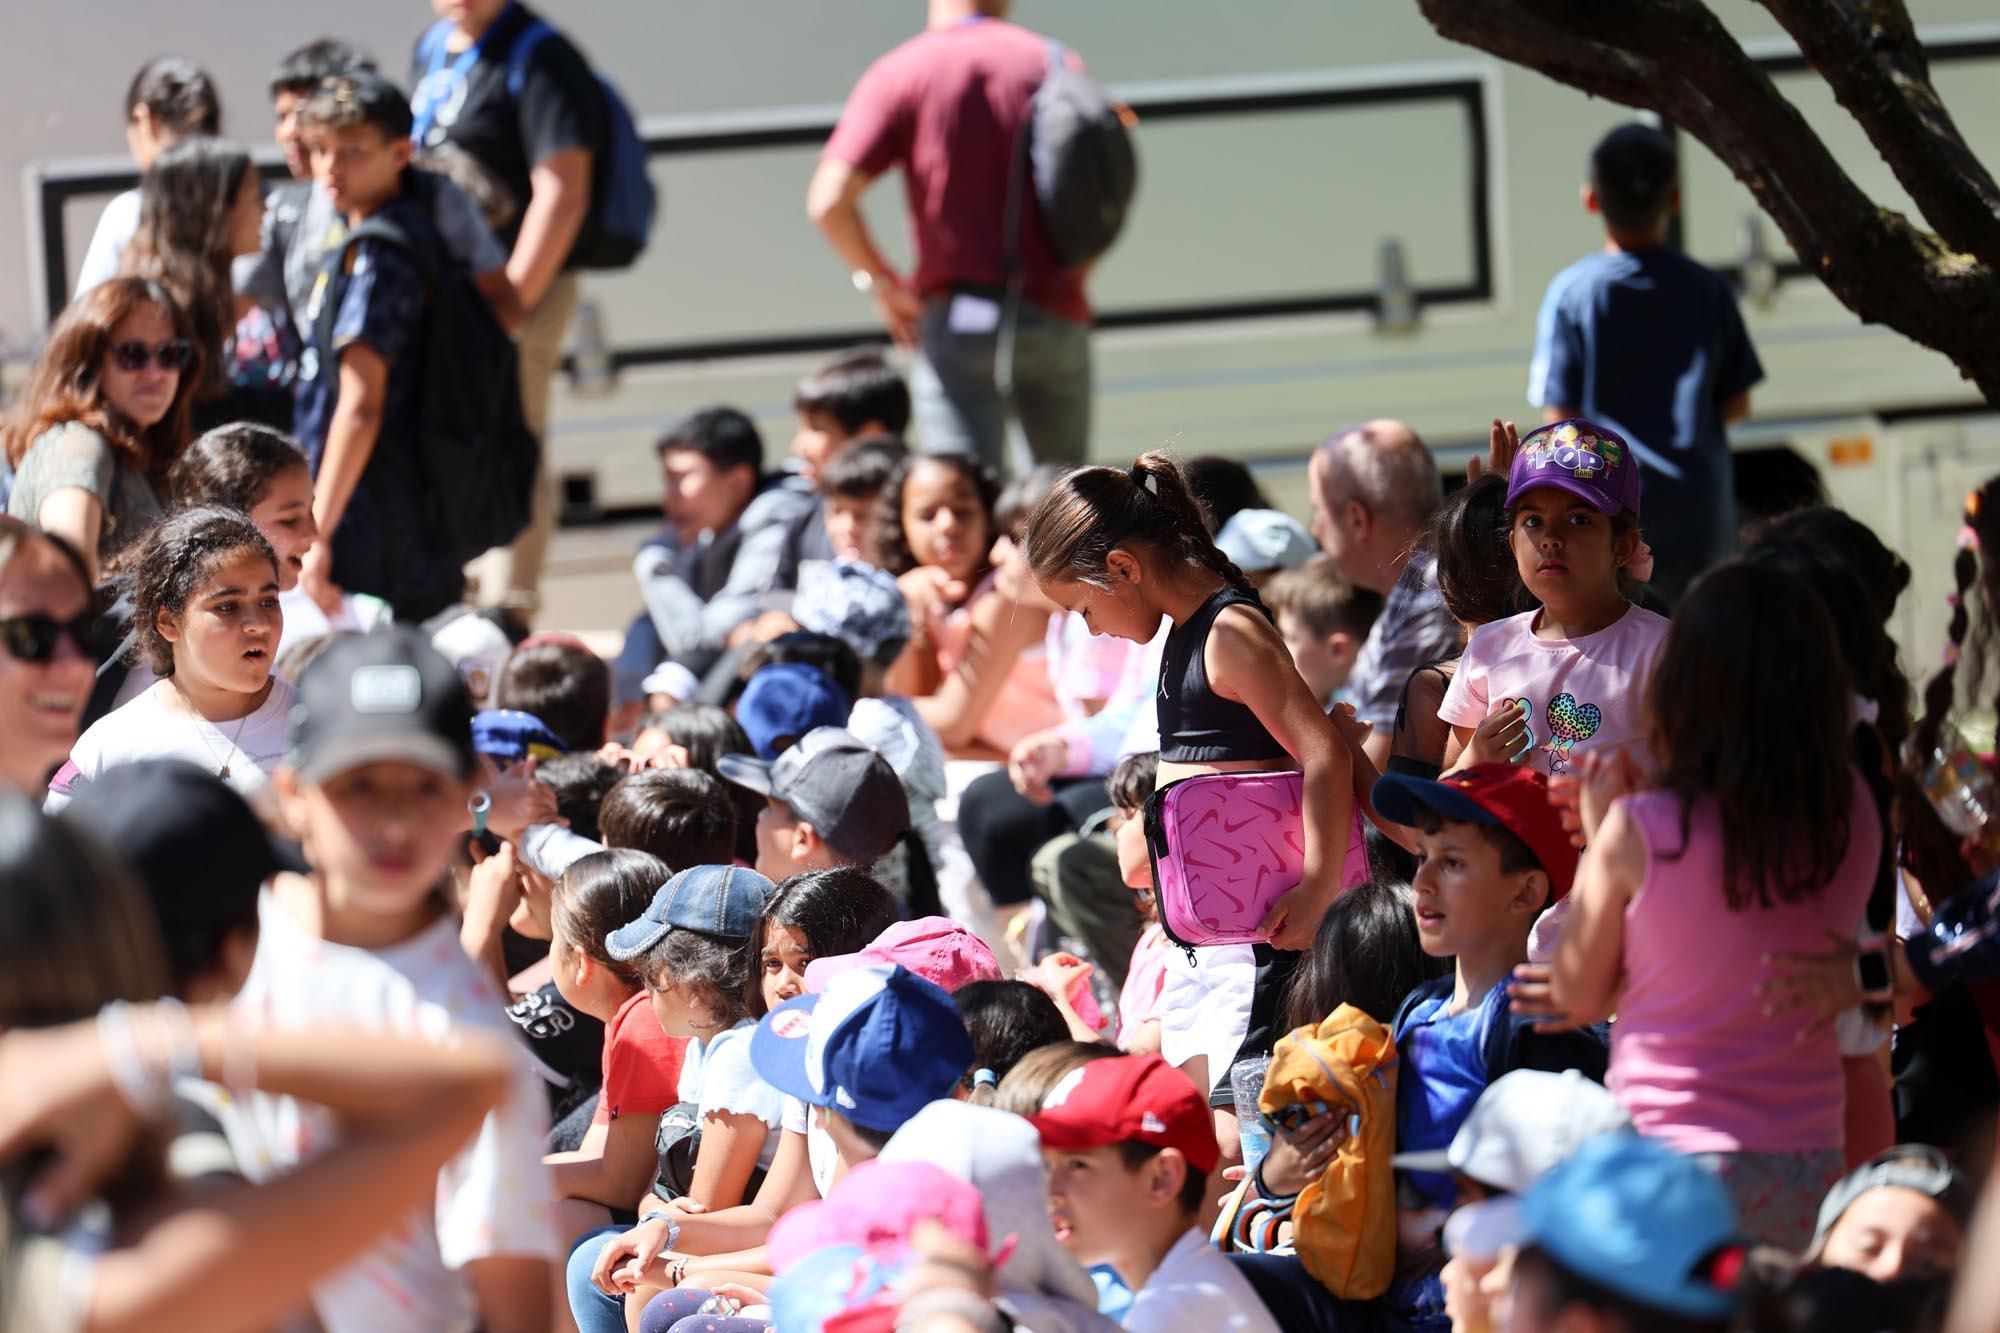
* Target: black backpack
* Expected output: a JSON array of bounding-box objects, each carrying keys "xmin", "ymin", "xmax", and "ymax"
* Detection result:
[
  {"xmin": 1013, "ymin": 38, "xmax": 1137, "ymax": 269},
  {"xmin": 311, "ymin": 204, "xmax": 538, "ymax": 565}
]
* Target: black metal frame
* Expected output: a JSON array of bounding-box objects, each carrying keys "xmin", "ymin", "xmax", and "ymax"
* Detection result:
[
  {"xmin": 30, "ymin": 30, "xmax": 1998, "ymax": 361},
  {"xmin": 33, "ymin": 76, "xmax": 1493, "ymax": 365}
]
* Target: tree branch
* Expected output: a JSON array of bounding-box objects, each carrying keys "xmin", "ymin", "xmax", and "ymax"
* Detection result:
[
  {"xmin": 1415, "ymin": 0, "xmax": 2000, "ymax": 403},
  {"xmin": 1757, "ymin": 0, "xmax": 2000, "ymax": 265}
]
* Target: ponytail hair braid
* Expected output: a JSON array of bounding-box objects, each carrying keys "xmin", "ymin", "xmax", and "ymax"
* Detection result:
[
  {"xmin": 1903, "ymin": 478, "xmax": 2000, "ymax": 901},
  {"xmin": 1026, "ymin": 451, "xmax": 1261, "ymax": 601}
]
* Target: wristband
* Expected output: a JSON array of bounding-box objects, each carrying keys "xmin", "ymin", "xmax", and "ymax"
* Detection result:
[
  {"xmin": 639, "ymin": 1212, "xmax": 682, "ymax": 1254},
  {"xmin": 469, "ymin": 790, "xmax": 492, "ymax": 839}
]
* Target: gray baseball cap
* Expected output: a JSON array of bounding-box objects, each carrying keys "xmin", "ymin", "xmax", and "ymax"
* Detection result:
[
  {"xmin": 717, "ymin": 726, "xmax": 910, "ymax": 863},
  {"xmin": 604, "ymin": 863, "xmax": 777, "ymax": 961},
  {"xmin": 1811, "ymin": 1145, "xmax": 1973, "ymax": 1251},
  {"xmin": 289, "ymin": 627, "xmax": 477, "ymax": 785}
]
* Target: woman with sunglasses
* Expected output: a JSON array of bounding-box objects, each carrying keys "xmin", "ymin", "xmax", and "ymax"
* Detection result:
[
  {"xmin": 5, "ymin": 278, "xmax": 202, "ymax": 583},
  {"xmin": 0, "ymin": 516, "xmax": 96, "ymax": 797}
]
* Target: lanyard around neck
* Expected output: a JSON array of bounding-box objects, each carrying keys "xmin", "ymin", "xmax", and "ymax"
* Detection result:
[{"xmin": 411, "ymin": 1, "xmax": 519, "ymax": 144}]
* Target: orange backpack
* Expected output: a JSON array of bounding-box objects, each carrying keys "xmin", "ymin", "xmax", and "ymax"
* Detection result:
[{"xmin": 1260, "ymin": 1003, "xmax": 1400, "ymax": 1298}]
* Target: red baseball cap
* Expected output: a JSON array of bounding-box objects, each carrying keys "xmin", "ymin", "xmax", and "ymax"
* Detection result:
[
  {"xmin": 1027, "ymin": 1054, "xmax": 1220, "ymax": 1176},
  {"xmin": 1370, "ymin": 763, "xmax": 1579, "ymax": 901}
]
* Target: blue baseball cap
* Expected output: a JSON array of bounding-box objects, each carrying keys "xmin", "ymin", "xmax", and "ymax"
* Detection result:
[
  {"xmin": 1516, "ymin": 1133, "xmax": 1742, "ymax": 1320},
  {"xmin": 604, "ymin": 863, "xmax": 775, "ymax": 962},
  {"xmin": 1216, "ymin": 508, "xmax": 1317, "ymax": 574},
  {"xmin": 736, "ymin": 662, "xmax": 852, "ymax": 761},
  {"xmin": 749, "ymin": 963, "xmax": 972, "ymax": 1133},
  {"xmin": 471, "ymin": 709, "xmax": 568, "ymax": 764}
]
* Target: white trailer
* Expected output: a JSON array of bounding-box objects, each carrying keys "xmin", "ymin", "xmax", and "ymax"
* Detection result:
[{"xmin": 5, "ymin": 1, "xmax": 1998, "ymax": 663}]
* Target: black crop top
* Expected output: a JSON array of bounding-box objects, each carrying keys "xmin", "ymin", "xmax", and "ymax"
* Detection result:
[{"xmin": 1157, "ymin": 586, "xmax": 1289, "ymax": 765}]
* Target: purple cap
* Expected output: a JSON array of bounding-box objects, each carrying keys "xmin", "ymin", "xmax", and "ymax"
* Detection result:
[{"xmin": 1506, "ymin": 419, "xmax": 1641, "ymax": 519}]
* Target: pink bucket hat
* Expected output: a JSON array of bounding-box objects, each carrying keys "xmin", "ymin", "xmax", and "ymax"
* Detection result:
[
  {"xmin": 804, "ymin": 916, "xmax": 1003, "ymax": 994},
  {"xmin": 768, "ymin": 1159, "xmax": 991, "ymax": 1273}
]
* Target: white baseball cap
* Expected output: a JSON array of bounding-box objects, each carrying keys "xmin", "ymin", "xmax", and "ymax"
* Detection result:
[{"xmin": 1391, "ymin": 1068, "xmax": 1631, "ymax": 1193}]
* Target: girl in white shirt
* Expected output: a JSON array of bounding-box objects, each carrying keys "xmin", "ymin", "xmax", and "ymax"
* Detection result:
[
  {"xmin": 169, "ymin": 422, "xmax": 391, "ymax": 660},
  {"xmin": 50, "ymin": 506, "xmax": 291, "ymax": 812}
]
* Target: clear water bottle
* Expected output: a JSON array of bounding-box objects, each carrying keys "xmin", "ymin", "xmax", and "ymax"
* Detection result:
[
  {"xmin": 1231, "ymin": 1055, "xmax": 1272, "ymax": 1178},
  {"xmin": 1920, "ymin": 725, "xmax": 2000, "ymax": 861}
]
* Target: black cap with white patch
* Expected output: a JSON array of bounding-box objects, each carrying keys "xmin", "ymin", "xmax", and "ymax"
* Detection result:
[{"xmin": 288, "ymin": 627, "xmax": 477, "ymax": 784}]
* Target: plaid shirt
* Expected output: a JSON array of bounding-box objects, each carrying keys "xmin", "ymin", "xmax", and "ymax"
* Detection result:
[{"xmin": 1347, "ymin": 551, "xmax": 1460, "ymax": 730}]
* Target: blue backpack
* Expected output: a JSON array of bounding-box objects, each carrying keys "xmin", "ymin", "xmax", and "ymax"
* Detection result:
[{"xmin": 417, "ymin": 16, "xmax": 656, "ymax": 270}]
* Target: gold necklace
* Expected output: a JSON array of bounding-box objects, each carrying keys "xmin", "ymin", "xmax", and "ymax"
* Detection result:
[{"xmin": 175, "ymin": 681, "xmax": 257, "ymax": 781}]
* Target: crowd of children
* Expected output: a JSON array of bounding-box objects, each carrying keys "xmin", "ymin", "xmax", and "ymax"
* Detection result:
[{"xmin": 1, "ymin": 19, "xmax": 1998, "ymax": 1333}]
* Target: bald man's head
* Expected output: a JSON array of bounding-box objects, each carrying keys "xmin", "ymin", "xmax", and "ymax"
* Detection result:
[{"xmin": 1308, "ymin": 420, "xmax": 1442, "ymax": 592}]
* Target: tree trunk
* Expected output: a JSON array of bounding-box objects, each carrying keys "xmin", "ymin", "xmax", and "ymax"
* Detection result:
[{"xmin": 1415, "ymin": 0, "xmax": 2000, "ymax": 405}]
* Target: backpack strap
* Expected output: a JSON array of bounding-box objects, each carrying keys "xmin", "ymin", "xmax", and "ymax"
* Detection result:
[
  {"xmin": 310, "ymin": 212, "xmax": 439, "ymax": 361},
  {"xmin": 504, "ymin": 19, "xmax": 557, "ymax": 100}
]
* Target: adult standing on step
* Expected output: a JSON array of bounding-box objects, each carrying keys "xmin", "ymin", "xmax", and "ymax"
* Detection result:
[
  {"xmin": 409, "ymin": 0, "xmax": 605, "ymax": 630},
  {"xmin": 810, "ymin": 0, "xmax": 1104, "ymax": 473}
]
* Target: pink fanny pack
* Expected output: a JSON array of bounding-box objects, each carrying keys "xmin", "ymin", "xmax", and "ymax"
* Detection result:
[{"xmin": 1143, "ymin": 770, "xmax": 1369, "ymax": 951}]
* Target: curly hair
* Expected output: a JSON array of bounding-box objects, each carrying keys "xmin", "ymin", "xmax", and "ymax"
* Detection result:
[
  {"xmin": 872, "ymin": 451, "xmax": 1002, "ymax": 577},
  {"xmin": 1906, "ymin": 477, "xmax": 2000, "ymax": 898},
  {"xmin": 4, "ymin": 278, "xmax": 201, "ymax": 476},
  {"xmin": 129, "ymin": 506, "xmax": 277, "ymax": 677},
  {"xmin": 639, "ymin": 925, "xmax": 752, "ymax": 1033}
]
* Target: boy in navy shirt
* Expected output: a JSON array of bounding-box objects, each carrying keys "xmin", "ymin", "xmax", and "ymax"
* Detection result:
[
  {"xmin": 294, "ymin": 72, "xmax": 467, "ymax": 621},
  {"xmin": 1527, "ymin": 123, "xmax": 1763, "ymax": 602}
]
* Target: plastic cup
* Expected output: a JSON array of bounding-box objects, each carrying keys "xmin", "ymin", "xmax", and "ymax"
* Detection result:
[{"xmin": 1231, "ymin": 1055, "xmax": 1273, "ymax": 1176}]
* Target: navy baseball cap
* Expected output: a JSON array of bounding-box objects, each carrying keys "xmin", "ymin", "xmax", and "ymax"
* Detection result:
[
  {"xmin": 737, "ymin": 662, "xmax": 852, "ymax": 761},
  {"xmin": 749, "ymin": 963, "xmax": 973, "ymax": 1133},
  {"xmin": 471, "ymin": 709, "xmax": 568, "ymax": 764},
  {"xmin": 605, "ymin": 863, "xmax": 775, "ymax": 962},
  {"xmin": 1515, "ymin": 1133, "xmax": 1742, "ymax": 1320}
]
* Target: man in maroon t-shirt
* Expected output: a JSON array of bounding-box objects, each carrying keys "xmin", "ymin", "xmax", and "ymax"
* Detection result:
[{"xmin": 808, "ymin": 0, "xmax": 1094, "ymax": 470}]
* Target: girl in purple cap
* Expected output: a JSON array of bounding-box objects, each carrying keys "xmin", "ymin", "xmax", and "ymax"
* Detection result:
[{"xmin": 1437, "ymin": 418, "xmax": 1666, "ymax": 788}]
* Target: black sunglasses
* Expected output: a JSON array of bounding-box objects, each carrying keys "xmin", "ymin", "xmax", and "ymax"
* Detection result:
[
  {"xmin": 0, "ymin": 612, "xmax": 98, "ymax": 664},
  {"xmin": 108, "ymin": 339, "xmax": 194, "ymax": 373}
]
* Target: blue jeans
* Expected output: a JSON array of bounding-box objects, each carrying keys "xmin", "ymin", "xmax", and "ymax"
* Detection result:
[
  {"xmin": 913, "ymin": 294, "xmax": 1091, "ymax": 472},
  {"xmin": 566, "ymin": 1227, "xmax": 631, "ymax": 1333}
]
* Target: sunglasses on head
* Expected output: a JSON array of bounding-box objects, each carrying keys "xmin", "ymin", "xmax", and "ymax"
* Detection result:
[
  {"xmin": 0, "ymin": 611, "xmax": 97, "ymax": 664},
  {"xmin": 108, "ymin": 339, "xmax": 194, "ymax": 373}
]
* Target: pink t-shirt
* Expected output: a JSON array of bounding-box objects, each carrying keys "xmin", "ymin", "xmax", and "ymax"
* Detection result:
[
  {"xmin": 1608, "ymin": 772, "xmax": 1880, "ymax": 1154},
  {"xmin": 1437, "ymin": 604, "xmax": 1668, "ymax": 778},
  {"xmin": 931, "ymin": 572, "xmax": 1062, "ymax": 752},
  {"xmin": 1118, "ymin": 924, "xmax": 1172, "ymax": 1048}
]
